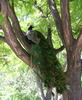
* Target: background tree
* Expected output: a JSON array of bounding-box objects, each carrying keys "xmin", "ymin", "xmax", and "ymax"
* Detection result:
[{"xmin": 0, "ymin": 0, "xmax": 82, "ymax": 100}]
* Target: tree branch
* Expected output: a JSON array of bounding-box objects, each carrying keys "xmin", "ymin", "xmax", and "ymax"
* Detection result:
[
  {"xmin": 2, "ymin": 16, "xmax": 31, "ymax": 66},
  {"xmin": 1, "ymin": 0, "xmax": 31, "ymax": 66},
  {"xmin": 47, "ymin": 25, "xmax": 53, "ymax": 47},
  {"xmin": 60, "ymin": 0, "xmax": 73, "ymax": 49},
  {"xmin": 2, "ymin": 0, "xmax": 31, "ymax": 50},
  {"xmin": 76, "ymin": 28, "xmax": 82, "ymax": 49},
  {"xmin": 47, "ymin": 0, "xmax": 65, "ymax": 44},
  {"xmin": 34, "ymin": 0, "xmax": 44, "ymax": 14},
  {"xmin": 34, "ymin": 1, "xmax": 49, "ymax": 18}
]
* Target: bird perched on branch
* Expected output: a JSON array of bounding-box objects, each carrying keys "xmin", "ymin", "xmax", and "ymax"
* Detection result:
[{"xmin": 23, "ymin": 25, "xmax": 66, "ymax": 93}]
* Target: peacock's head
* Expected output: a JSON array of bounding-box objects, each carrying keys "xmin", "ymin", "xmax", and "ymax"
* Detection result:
[{"xmin": 28, "ymin": 25, "xmax": 34, "ymax": 30}]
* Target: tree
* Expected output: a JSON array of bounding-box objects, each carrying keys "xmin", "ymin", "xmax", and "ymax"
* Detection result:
[{"xmin": 0, "ymin": 0, "xmax": 82, "ymax": 100}]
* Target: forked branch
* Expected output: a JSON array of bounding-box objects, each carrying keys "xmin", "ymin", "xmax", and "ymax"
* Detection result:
[
  {"xmin": 48, "ymin": 0, "xmax": 74, "ymax": 50},
  {"xmin": 0, "ymin": 0, "xmax": 31, "ymax": 66},
  {"xmin": 2, "ymin": 0, "xmax": 31, "ymax": 49},
  {"xmin": 47, "ymin": 0, "xmax": 65, "ymax": 44}
]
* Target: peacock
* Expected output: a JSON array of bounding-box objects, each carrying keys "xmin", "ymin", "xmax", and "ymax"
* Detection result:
[{"xmin": 26, "ymin": 25, "xmax": 66, "ymax": 93}]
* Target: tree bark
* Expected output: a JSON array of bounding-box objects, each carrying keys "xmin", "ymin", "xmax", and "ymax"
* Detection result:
[
  {"xmin": 48, "ymin": 0, "xmax": 82, "ymax": 99},
  {"xmin": 1, "ymin": 0, "xmax": 82, "ymax": 99},
  {"xmin": 67, "ymin": 49, "xmax": 82, "ymax": 100}
]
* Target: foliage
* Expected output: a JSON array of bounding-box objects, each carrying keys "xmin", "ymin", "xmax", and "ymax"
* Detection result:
[
  {"xmin": 0, "ymin": 0, "xmax": 67, "ymax": 97},
  {"xmin": 0, "ymin": 14, "xmax": 4, "ymax": 25},
  {"xmin": 0, "ymin": 42, "xmax": 40, "ymax": 100},
  {"xmin": 2, "ymin": 0, "xmax": 82, "ymax": 99},
  {"xmin": 70, "ymin": 0, "xmax": 82, "ymax": 37}
]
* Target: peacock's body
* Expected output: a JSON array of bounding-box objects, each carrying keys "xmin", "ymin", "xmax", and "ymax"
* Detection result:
[{"xmin": 28, "ymin": 30, "xmax": 66, "ymax": 93}]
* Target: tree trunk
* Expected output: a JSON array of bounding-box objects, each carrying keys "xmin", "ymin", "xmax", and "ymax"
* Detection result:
[{"xmin": 67, "ymin": 51, "xmax": 82, "ymax": 100}]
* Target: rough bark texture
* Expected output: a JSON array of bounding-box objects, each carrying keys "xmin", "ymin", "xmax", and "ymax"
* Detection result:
[
  {"xmin": 0, "ymin": 0, "xmax": 32, "ymax": 66},
  {"xmin": 67, "ymin": 49, "xmax": 82, "ymax": 100},
  {"xmin": 48, "ymin": 0, "xmax": 82, "ymax": 100},
  {"xmin": 1, "ymin": 0, "xmax": 82, "ymax": 100}
]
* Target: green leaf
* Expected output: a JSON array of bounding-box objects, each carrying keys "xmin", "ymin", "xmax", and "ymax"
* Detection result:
[{"xmin": 0, "ymin": 14, "xmax": 4, "ymax": 24}]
